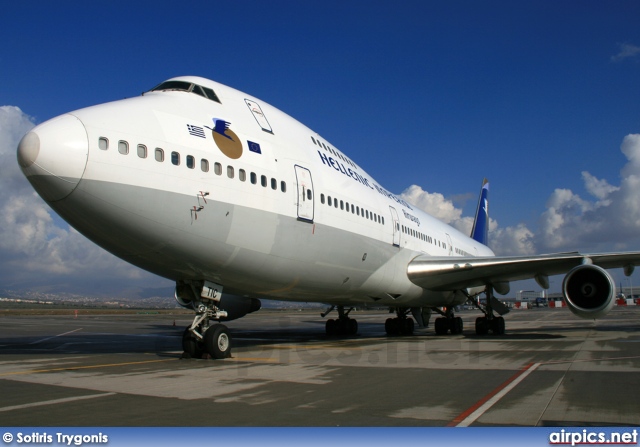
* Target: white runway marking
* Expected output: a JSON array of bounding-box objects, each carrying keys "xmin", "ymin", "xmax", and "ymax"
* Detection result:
[
  {"xmin": 29, "ymin": 328, "xmax": 83, "ymax": 345},
  {"xmin": 0, "ymin": 393, "xmax": 116, "ymax": 412}
]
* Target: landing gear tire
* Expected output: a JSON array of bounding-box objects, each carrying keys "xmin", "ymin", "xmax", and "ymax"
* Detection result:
[
  {"xmin": 326, "ymin": 318, "xmax": 357, "ymax": 336},
  {"xmin": 404, "ymin": 318, "xmax": 415, "ymax": 335},
  {"xmin": 490, "ymin": 317, "xmax": 505, "ymax": 335},
  {"xmin": 385, "ymin": 317, "xmax": 415, "ymax": 336},
  {"xmin": 326, "ymin": 319, "xmax": 337, "ymax": 336},
  {"xmin": 204, "ymin": 324, "xmax": 231, "ymax": 359},
  {"xmin": 434, "ymin": 317, "xmax": 449, "ymax": 335},
  {"xmin": 182, "ymin": 327, "xmax": 204, "ymax": 359},
  {"xmin": 475, "ymin": 317, "xmax": 489, "ymax": 335},
  {"xmin": 385, "ymin": 318, "xmax": 397, "ymax": 335},
  {"xmin": 451, "ymin": 316, "xmax": 463, "ymax": 335},
  {"xmin": 348, "ymin": 318, "xmax": 358, "ymax": 335}
]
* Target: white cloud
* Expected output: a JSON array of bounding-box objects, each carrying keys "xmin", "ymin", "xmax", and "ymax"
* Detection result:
[
  {"xmin": 0, "ymin": 106, "xmax": 165, "ymax": 296},
  {"xmin": 400, "ymin": 185, "xmax": 462, "ymax": 224},
  {"xmin": 611, "ymin": 43, "xmax": 640, "ymax": 62},
  {"xmin": 581, "ymin": 171, "xmax": 619, "ymax": 201},
  {"xmin": 535, "ymin": 134, "xmax": 640, "ymax": 252}
]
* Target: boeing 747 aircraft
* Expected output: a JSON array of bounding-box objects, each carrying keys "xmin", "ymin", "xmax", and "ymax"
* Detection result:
[{"xmin": 16, "ymin": 76, "xmax": 640, "ymax": 359}]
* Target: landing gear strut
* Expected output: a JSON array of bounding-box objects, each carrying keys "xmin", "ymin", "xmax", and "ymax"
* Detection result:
[
  {"xmin": 324, "ymin": 305, "xmax": 358, "ymax": 336},
  {"xmin": 180, "ymin": 281, "xmax": 232, "ymax": 359},
  {"xmin": 385, "ymin": 308, "xmax": 415, "ymax": 336}
]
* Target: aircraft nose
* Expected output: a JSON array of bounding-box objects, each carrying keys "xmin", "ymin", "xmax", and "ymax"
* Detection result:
[{"xmin": 17, "ymin": 114, "xmax": 88, "ymax": 202}]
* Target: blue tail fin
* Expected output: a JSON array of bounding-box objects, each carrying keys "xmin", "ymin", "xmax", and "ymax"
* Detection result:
[{"xmin": 470, "ymin": 178, "xmax": 489, "ymax": 245}]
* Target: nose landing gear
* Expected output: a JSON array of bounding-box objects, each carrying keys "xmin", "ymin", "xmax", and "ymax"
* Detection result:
[{"xmin": 180, "ymin": 281, "xmax": 232, "ymax": 360}]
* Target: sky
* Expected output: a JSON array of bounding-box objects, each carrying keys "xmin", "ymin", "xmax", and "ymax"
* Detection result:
[{"xmin": 1, "ymin": 1, "xmax": 640, "ymax": 298}]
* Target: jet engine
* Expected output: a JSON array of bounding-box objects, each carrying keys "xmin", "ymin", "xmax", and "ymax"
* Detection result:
[
  {"xmin": 174, "ymin": 283, "xmax": 261, "ymax": 321},
  {"xmin": 562, "ymin": 264, "xmax": 615, "ymax": 319}
]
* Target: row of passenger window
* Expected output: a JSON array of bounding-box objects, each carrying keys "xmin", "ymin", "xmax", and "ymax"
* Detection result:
[
  {"xmin": 320, "ymin": 193, "xmax": 385, "ymax": 225},
  {"xmin": 310, "ymin": 136, "xmax": 357, "ymax": 170},
  {"xmin": 97, "ymin": 137, "xmax": 287, "ymax": 193},
  {"xmin": 401, "ymin": 225, "xmax": 446, "ymax": 250}
]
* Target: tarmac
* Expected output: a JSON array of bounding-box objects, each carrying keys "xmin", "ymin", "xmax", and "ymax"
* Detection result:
[{"xmin": 0, "ymin": 306, "xmax": 639, "ymax": 426}]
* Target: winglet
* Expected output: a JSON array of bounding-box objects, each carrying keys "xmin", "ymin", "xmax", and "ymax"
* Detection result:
[{"xmin": 470, "ymin": 178, "xmax": 489, "ymax": 246}]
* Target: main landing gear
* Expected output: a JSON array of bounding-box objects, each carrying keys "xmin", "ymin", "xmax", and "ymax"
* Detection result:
[
  {"xmin": 181, "ymin": 282, "xmax": 232, "ymax": 360},
  {"xmin": 433, "ymin": 307, "xmax": 464, "ymax": 335},
  {"xmin": 323, "ymin": 305, "xmax": 358, "ymax": 336},
  {"xmin": 385, "ymin": 308, "xmax": 415, "ymax": 336},
  {"xmin": 468, "ymin": 286, "xmax": 507, "ymax": 336}
]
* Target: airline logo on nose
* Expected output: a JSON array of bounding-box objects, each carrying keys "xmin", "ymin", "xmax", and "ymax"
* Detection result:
[{"xmin": 206, "ymin": 118, "xmax": 243, "ymax": 159}]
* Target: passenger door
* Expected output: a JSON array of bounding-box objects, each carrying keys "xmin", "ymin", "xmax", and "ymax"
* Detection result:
[
  {"xmin": 295, "ymin": 165, "xmax": 314, "ymax": 223},
  {"xmin": 389, "ymin": 206, "xmax": 400, "ymax": 246}
]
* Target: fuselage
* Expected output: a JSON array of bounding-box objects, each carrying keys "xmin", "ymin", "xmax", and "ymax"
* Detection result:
[{"xmin": 17, "ymin": 76, "xmax": 494, "ymax": 308}]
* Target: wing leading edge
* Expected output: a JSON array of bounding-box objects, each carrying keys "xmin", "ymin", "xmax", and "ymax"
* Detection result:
[{"xmin": 407, "ymin": 252, "xmax": 640, "ymax": 292}]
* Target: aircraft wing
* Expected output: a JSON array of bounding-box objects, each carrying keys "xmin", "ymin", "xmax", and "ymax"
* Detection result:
[{"xmin": 407, "ymin": 252, "xmax": 640, "ymax": 292}]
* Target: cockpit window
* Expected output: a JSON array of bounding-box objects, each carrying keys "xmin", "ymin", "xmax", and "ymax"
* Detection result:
[
  {"xmin": 201, "ymin": 86, "xmax": 220, "ymax": 102},
  {"xmin": 151, "ymin": 81, "xmax": 192, "ymax": 92},
  {"xmin": 150, "ymin": 81, "xmax": 221, "ymax": 103},
  {"xmin": 191, "ymin": 84, "xmax": 206, "ymax": 98}
]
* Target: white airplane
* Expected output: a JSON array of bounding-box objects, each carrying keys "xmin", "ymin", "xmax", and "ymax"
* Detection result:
[{"xmin": 16, "ymin": 76, "xmax": 640, "ymax": 359}]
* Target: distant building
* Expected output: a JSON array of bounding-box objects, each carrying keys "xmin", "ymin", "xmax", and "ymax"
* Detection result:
[{"xmin": 516, "ymin": 290, "xmax": 545, "ymax": 301}]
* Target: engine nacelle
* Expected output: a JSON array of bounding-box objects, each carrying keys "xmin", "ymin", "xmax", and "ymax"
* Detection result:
[
  {"xmin": 562, "ymin": 264, "xmax": 615, "ymax": 319},
  {"xmin": 174, "ymin": 283, "xmax": 261, "ymax": 320}
]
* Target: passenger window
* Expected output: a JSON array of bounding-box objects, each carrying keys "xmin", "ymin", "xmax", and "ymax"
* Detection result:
[
  {"xmin": 137, "ymin": 144, "xmax": 147, "ymax": 158},
  {"xmin": 271, "ymin": 178, "xmax": 277, "ymax": 190},
  {"xmin": 98, "ymin": 137, "xmax": 108, "ymax": 150},
  {"xmin": 261, "ymin": 175, "xmax": 267, "ymax": 187},
  {"xmin": 340, "ymin": 200, "xmax": 344, "ymax": 210},
  {"xmin": 239, "ymin": 169, "xmax": 246, "ymax": 182},
  {"xmin": 187, "ymin": 155, "xmax": 195, "ymax": 169},
  {"xmin": 328, "ymin": 196, "xmax": 332, "ymax": 206},
  {"xmin": 171, "ymin": 151, "xmax": 180, "ymax": 166},
  {"xmin": 321, "ymin": 194, "xmax": 325, "ymax": 204},
  {"xmin": 118, "ymin": 140, "xmax": 129, "ymax": 155},
  {"xmin": 250, "ymin": 172, "xmax": 257, "ymax": 184},
  {"xmin": 280, "ymin": 181, "xmax": 286, "ymax": 193},
  {"xmin": 155, "ymin": 148, "xmax": 164, "ymax": 162},
  {"xmin": 201, "ymin": 159, "xmax": 209, "ymax": 172},
  {"xmin": 214, "ymin": 162, "xmax": 222, "ymax": 175},
  {"xmin": 227, "ymin": 165, "xmax": 234, "ymax": 179}
]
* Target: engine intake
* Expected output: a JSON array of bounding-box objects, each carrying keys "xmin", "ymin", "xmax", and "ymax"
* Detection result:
[{"xmin": 562, "ymin": 264, "xmax": 615, "ymax": 319}]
